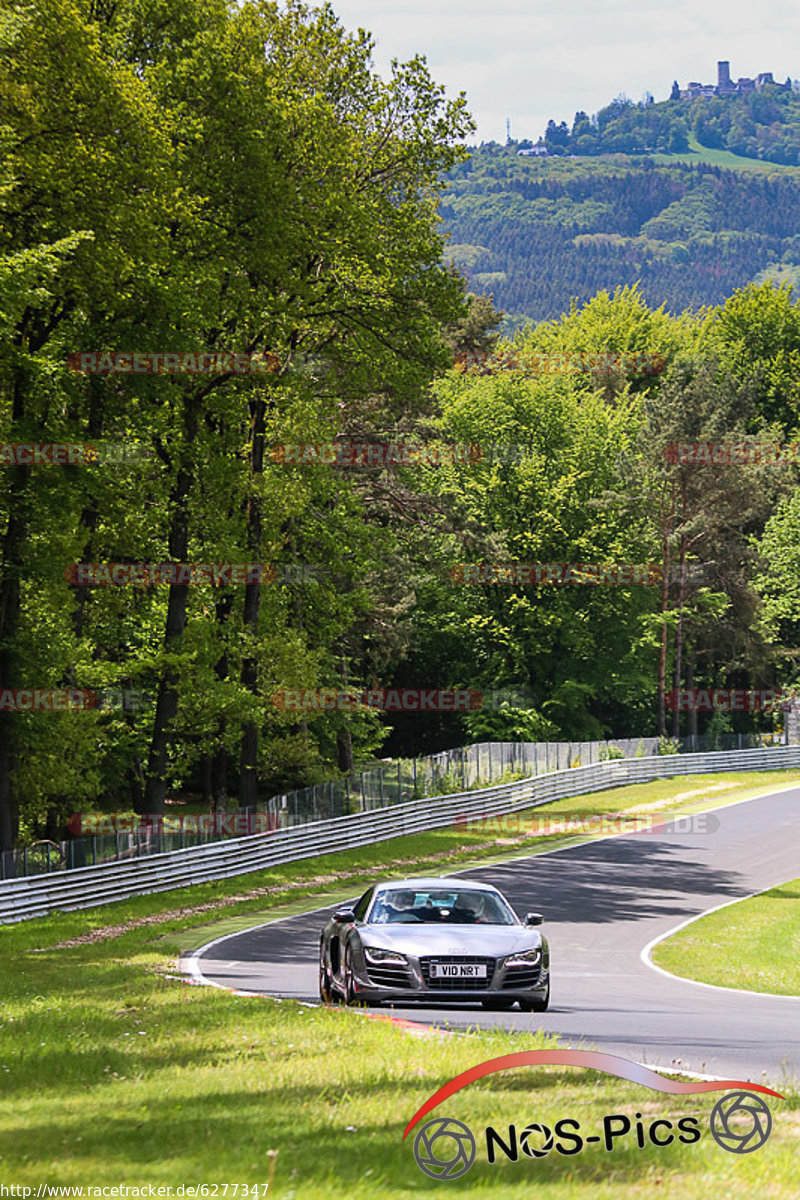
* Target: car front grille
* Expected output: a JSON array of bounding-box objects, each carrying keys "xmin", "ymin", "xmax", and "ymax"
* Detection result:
[
  {"xmin": 500, "ymin": 964, "xmax": 541, "ymax": 990},
  {"xmin": 419, "ymin": 956, "xmax": 497, "ymax": 990},
  {"xmin": 366, "ymin": 964, "xmax": 414, "ymax": 989}
]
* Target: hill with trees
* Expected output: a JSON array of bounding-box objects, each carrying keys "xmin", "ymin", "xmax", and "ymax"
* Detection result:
[
  {"xmin": 441, "ymin": 150, "xmax": 800, "ymax": 325},
  {"xmin": 538, "ymin": 85, "xmax": 800, "ymax": 164}
]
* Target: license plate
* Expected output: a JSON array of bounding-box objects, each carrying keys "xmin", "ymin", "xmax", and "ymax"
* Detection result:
[{"xmin": 430, "ymin": 962, "xmax": 487, "ymax": 979}]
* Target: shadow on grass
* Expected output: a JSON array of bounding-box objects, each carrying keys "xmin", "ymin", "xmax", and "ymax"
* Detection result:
[
  {"xmin": 767, "ymin": 884, "xmax": 800, "ymax": 901},
  {"xmin": 1, "ymin": 1087, "xmax": 781, "ymax": 1189}
]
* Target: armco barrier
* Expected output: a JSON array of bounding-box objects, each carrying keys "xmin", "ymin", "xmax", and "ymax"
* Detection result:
[{"xmin": 1, "ymin": 746, "xmax": 799, "ymax": 923}]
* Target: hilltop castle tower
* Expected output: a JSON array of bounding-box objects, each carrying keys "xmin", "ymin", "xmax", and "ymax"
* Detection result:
[{"xmin": 679, "ymin": 61, "xmax": 785, "ymax": 99}]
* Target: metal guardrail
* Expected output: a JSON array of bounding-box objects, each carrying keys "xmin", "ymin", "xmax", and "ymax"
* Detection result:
[
  {"xmin": 1, "ymin": 745, "xmax": 798, "ymax": 923},
  {"xmin": 1, "ymin": 733, "xmax": 772, "ymax": 881}
]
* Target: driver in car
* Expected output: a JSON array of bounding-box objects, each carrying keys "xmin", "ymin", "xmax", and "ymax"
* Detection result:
[
  {"xmin": 451, "ymin": 892, "xmax": 486, "ymax": 923},
  {"xmin": 385, "ymin": 890, "xmax": 417, "ymax": 921}
]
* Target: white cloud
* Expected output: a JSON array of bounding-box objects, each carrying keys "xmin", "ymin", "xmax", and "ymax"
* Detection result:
[{"xmin": 329, "ymin": 0, "xmax": 800, "ymax": 140}]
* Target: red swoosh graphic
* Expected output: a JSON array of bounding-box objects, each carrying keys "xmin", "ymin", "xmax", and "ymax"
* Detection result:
[{"xmin": 403, "ymin": 1050, "xmax": 784, "ymax": 1139}]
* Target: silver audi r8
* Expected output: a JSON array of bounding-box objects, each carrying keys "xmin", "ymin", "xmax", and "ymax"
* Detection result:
[{"xmin": 318, "ymin": 876, "xmax": 550, "ymax": 1011}]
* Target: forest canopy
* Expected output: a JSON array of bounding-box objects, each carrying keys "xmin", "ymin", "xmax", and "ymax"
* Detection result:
[{"xmin": 2, "ymin": 0, "xmax": 800, "ymax": 850}]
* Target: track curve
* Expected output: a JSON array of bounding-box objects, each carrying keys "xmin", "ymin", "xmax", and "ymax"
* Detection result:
[{"xmin": 185, "ymin": 784, "xmax": 800, "ymax": 1084}]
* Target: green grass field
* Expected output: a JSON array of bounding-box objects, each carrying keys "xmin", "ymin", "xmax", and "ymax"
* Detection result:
[
  {"xmin": 2, "ymin": 770, "xmax": 799, "ymax": 1197},
  {"xmin": 650, "ymin": 135, "xmax": 800, "ymax": 175},
  {"xmin": 652, "ymin": 877, "xmax": 800, "ymax": 997}
]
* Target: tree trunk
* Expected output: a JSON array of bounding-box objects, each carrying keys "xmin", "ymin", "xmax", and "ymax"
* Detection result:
[
  {"xmin": 0, "ymin": 367, "xmax": 30, "ymax": 851},
  {"xmin": 336, "ymin": 729, "xmax": 354, "ymax": 774},
  {"xmin": 657, "ymin": 482, "xmax": 675, "ymax": 738},
  {"xmin": 142, "ymin": 404, "xmax": 197, "ymax": 815},
  {"xmin": 211, "ymin": 593, "xmax": 233, "ymax": 812},
  {"xmin": 671, "ymin": 522, "xmax": 687, "ymax": 739},
  {"xmin": 686, "ymin": 648, "xmax": 698, "ymax": 743},
  {"xmin": 239, "ymin": 393, "xmax": 268, "ymax": 809}
]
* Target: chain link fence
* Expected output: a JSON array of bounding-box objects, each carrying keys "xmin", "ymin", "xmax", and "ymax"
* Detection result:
[{"xmin": 0, "ymin": 731, "xmax": 779, "ymax": 880}]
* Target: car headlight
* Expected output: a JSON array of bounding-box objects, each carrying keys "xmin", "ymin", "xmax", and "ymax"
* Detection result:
[
  {"xmin": 505, "ymin": 948, "xmax": 541, "ymax": 966},
  {"xmin": 364, "ymin": 947, "xmax": 408, "ymax": 964}
]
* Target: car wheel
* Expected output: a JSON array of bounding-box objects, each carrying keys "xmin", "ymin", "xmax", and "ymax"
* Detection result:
[
  {"xmin": 319, "ymin": 945, "xmax": 335, "ymax": 1004},
  {"xmin": 481, "ymin": 998, "xmax": 515, "ymax": 1011},
  {"xmin": 343, "ymin": 947, "xmax": 359, "ymax": 1006},
  {"xmin": 521, "ymin": 981, "xmax": 550, "ymax": 1013}
]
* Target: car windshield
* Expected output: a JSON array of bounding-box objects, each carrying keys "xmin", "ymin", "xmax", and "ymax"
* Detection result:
[{"xmin": 367, "ymin": 887, "xmax": 517, "ymax": 925}]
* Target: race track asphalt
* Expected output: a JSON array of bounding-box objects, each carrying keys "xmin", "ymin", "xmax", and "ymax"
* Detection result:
[{"xmin": 186, "ymin": 783, "xmax": 800, "ymax": 1085}]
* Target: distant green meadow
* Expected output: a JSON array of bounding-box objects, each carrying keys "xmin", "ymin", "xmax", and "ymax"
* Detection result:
[{"xmin": 650, "ymin": 135, "xmax": 800, "ymax": 175}]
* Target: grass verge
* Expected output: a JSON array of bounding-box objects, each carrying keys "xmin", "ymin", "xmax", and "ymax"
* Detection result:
[
  {"xmin": 0, "ymin": 898, "xmax": 798, "ymax": 1196},
  {"xmin": 651, "ymin": 877, "xmax": 800, "ymax": 997}
]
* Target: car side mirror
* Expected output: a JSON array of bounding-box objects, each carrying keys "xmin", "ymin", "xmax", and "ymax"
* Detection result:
[
  {"xmin": 334, "ymin": 908, "xmax": 355, "ymax": 924},
  {"xmin": 525, "ymin": 912, "xmax": 543, "ymax": 926}
]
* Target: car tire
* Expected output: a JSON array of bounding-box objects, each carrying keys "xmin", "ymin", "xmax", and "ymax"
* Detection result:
[
  {"xmin": 343, "ymin": 947, "xmax": 359, "ymax": 1006},
  {"xmin": 521, "ymin": 981, "xmax": 550, "ymax": 1013},
  {"xmin": 319, "ymin": 945, "xmax": 336, "ymax": 1004},
  {"xmin": 481, "ymin": 998, "xmax": 515, "ymax": 1011}
]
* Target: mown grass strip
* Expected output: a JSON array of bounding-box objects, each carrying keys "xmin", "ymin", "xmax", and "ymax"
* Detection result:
[
  {"xmin": 652, "ymin": 876, "xmax": 800, "ymax": 997},
  {"xmin": 0, "ymin": 918, "xmax": 798, "ymax": 1196}
]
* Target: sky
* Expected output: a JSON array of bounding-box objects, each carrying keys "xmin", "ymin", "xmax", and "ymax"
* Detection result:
[{"xmin": 330, "ymin": 0, "xmax": 800, "ymax": 143}]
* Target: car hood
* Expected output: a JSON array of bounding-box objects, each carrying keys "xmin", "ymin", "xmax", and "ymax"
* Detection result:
[{"xmin": 360, "ymin": 923, "xmax": 542, "ymax": 956}]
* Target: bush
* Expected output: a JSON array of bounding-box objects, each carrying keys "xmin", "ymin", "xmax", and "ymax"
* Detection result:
[{"xmin": 599, "ymin": 744, "xmax": 626, "ymax": 761}]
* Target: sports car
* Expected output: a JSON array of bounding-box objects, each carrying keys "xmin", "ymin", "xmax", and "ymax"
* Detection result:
[{"xmin": 318, "ymin": 876, "xmax": 550, "ymax": 1011}]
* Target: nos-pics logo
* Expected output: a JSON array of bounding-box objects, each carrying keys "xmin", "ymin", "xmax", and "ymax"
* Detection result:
[
  {"xmin": 414, "ymin": 1118, "xmax": 476, "ymax": 1181},
  {"xmin": 405, "ymin": 1051, "xmax": 781, "ymax": 1180}
]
